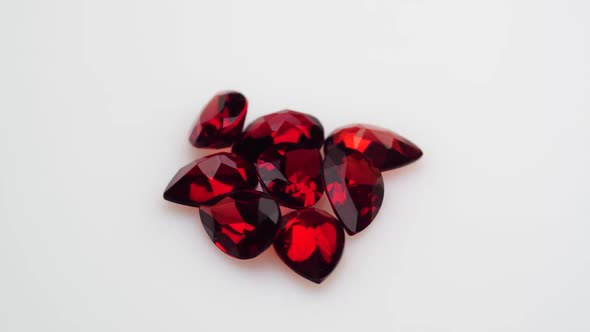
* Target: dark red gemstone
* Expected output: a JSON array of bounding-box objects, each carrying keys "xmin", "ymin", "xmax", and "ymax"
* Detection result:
[
  {"xmin": 257, "ymin": 145, "xmax": 323, "ymax": 209},
  {"xmin": 273, "ymin": 208, "xmax": 345, "ymax": 283},
  {"xmin": 324, "ymin": 124, "xmax": 422, "ymax": 171},
  {"xmin": 189, "ymin": 91, "xmax": 247, "ymax": 148},
  {"xmin": 232, "ymin": 110, "xmax": 324, "ymax": 162},
  {"xmin": 163, "ymin": 152, "xmax": 257, "ymax": 207},
  {"xmin": 200, "ymin": 190, "xmax": 281, "ymax": 259},
  {"xmin": 323, "ymin": 147, "xmax": 384, "ymax": 235}
]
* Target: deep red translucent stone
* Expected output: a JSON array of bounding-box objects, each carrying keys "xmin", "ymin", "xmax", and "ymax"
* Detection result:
[
  {"xmin": 232, "ymin": 110, "xmax": 324, "ymax": 162},
  {"xmin": 163, "ymin": 152, "xmax": 257, "ymax": 207},
  {"xmin": 323, "ymin": 147, "xmax": 384, "ymax": 235},
  {"xmin": 324, "ymin": 124, "xmax": 422, "ymax": 171},
  {"xmin": 189, "ymin": 91, "xmax": 248, "ymax": 148},
  {"xmin": 200, "ymin": 190, "xmax": 281, "ymax": 259},
  {"xmin": 257, "ymin": 145, "xmax": 323, "ymax": 209},
  {"xmin": 273, "ymin": 208, "xmax": 345, "ymax": 283}
]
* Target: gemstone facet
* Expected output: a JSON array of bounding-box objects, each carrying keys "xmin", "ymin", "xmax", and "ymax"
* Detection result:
[
  {"xmin": 257, "ymin": 145, "xmax": 323, "ymax": 209},
  {"xmin": 232, "ymin": 110, "xmax": 324, "ymax": 162},
  {"xmin": 274, "ymin": 208, "xmax": 345, "ymax": 283},
  {"xmin": 163, "ymin": 152, "xmax": 257, "ymax": 207},
  {"xmin": 324, "ymin": 124, "xmax": 422, "ymax": 171},
  {"xmin": 200, "ymin": 190, "xmax": 281, "ymax": 259},
  {"xmin": 323, "ymin": 147, "xmax": 384, "ymax": 235},
  {"xmin": 189, "ymin": 91, "xmax": 248, "ymax": 148}
]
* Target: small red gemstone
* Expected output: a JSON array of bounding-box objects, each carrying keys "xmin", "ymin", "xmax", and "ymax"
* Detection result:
[
  {"xmin": 200, "ymin": 190, "xmax": 281, "ymax": 259},
  {"xmin": 189, "ymin": 91, "xmax": 247, "ymax": 148},
  {"xmin": 324, "ymin": 124, "xmax": 422, "ymax": 171},
  {"xmin": 257, "ymin": 145, "xmax": 323, "ymax": 209},
  {"xmin": 273, "ymin": 208, "xmax": 345, "ymax": 283},
  {"xmin": 163, "ymin": 152, "xmax": 257, "ymax": 207},
  {"xmin": 232, "ymin": 110, "xmax": 324, "ymax": 162},
  {"xmin": 323, "ymin": 147, "xmax": 384, "ymax": 235}
]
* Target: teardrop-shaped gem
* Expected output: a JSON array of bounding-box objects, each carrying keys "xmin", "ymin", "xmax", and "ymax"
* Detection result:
[
  {"xmin": 189, "ymin": 91, "xmax": 248, "ymax": 148},
  {"xmin": 232, "ymin": 110, "xmax": 324, "ymax": 162},
  {"xmin": 257, "ymin": 145, "xmax": 323, "ymax": 209},
  {"xmin": 324, "ymin": 124, "xmax": 422, "ymax": 171},
  {"xmin": 273, "ymin": 208, "xmax": 345, "ymax": 283},
  {"xmin": 323, "ymin": 147, "xmax": 384, "ymax": 235},
  {"xmin": 200, "ymin": 190, "xmax": 281, "ymax": 259},
  {"xmin": 163, "ymin": 152, "xmax": 257, "ymax": 207}
]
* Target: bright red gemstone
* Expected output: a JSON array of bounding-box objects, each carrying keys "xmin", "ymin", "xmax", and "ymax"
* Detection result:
[
  {"xmin": 323, "ymin": 147, "xmax": 384, "ymax": 235},
  {"xmin": 200, "ymin": 190, "xmax": 281, "ymax": 259},
  {"xmin": 163, "ymin": 152, "xmax": 257, "ymax": 207},
  {"xmin": 257, "ymin": 145, "xmax": 323, "ymax": 209},
  {"xmin": 232, "ymin": 110, "xmax": 324, "ymax": 162},
  {"xmin": 189, "ymin": 91, "xmax": 247, "ymax": 148},
  {"xmin": 324, "ymin": 124, "xmax": 422, "ymax": 171},
  {"xmin": 273, "ymin": 208, "xmax": 345, "ymax": 283}
]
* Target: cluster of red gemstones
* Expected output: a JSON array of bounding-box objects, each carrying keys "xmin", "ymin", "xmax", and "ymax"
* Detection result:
[{"xmin": 164, "ymin": 91, "xmax": 422, "ymax": 284}]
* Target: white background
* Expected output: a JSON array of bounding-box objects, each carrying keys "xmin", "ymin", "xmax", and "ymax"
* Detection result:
[{"xmin": 1, "ymin": 0, "xmax": 589, "ymax": 331}]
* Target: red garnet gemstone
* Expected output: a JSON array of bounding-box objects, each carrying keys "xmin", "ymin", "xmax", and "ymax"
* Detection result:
[
  {"xmin": 200, "ymin": 190, "xmax": 281, "ymax": 259},
  {"xmin": 324, "ymin": 124, "xmax": 422, "ymax": 171},
  {"xmin": 163, "ymin": 152, "xmax": 257, "ymax": 207},
  {"xmin": 323, "ymin": 147, "xmax": 384, "ymax": 235},
  {"xmin": 189, "ymin": 91, "xmax": 247, "ymax": 148},
  {"xmin": 257, "ymin": 145, "xmax": 323, "ymax": 209},
  {"xmin": 199, "ymin": 190, "xmax": 281, "ymax": 259},
  {"xmin": 273, "ymin": 208, "xmax": 345, "ymax": 284},
  {"xmin": 232, "ymin": 110, "xmax": 324, "ymax": 162}
]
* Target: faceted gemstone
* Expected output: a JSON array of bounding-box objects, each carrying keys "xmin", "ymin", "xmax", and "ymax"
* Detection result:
[
  {"xmin": 200, "ymin": 190, "xmax": 281, "ymax": 259},
  {"xmin": 232, "ymin": 110, "xmax": 324, "ymax": 162},
  {"xmin": 257, "ymin": 145, "xmax": 323, "ymax": 209},
  {"xmin": 163, "ymin": 152, "xmax": 257, "ymax": 207},
  {"xmin": 324, "ymin": 124, "xmax": 422, "ymax": 171},
  {"xmin": 189, "ymin": 91, "xmax": 248, "ymax": 148},
  {"xmin": 323, "ymin": 147, "xmax": 384, "ymax": 235},
  {"xmin": 273, "ymin": 208, "xmax": 345, "ymax": 284}
]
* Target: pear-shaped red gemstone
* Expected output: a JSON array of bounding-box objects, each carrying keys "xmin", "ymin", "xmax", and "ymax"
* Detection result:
[
  {"xmin": 324, "ymin": 124, "xmax": 422, "ymax": 171},
  {"xmin": 163, "ymin": 152, "xmax": 257, "ymax": 207},
  {"xmin": 200, "ymin": 190, "xmax": 281, "ymax": 259},
  {"xmin": 273, "ymin": 208, "xmax": 345, "ymax": 283},
  {"xmin": 189, "ymin": 91, "xmax": 247, "ymax": 148},
  {"xmin": 232, "ymin": 110, "xmax": 324, "ymax": 162},
  {"xmin": 257, "ymin": 145, "xmax": 323, "ymax": 209},
  {"xmin": 323, "ymin": 147, "xmax": 384, "ymax": 235}
]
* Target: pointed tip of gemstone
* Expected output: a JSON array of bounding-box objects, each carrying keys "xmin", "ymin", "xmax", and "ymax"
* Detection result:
[
  {"xmin": 397, "ymin": 136, "xmax": 423, "ymax": 165},
  {"xmin": 309, "ymin": 277, "xmax": 324, "ymax": 284},
  {"xmin": 324, "ymin": 124, "xmax": 422, "ymax": 171},
  {"xmin": 414, "ymin": 146, "xmax": 424, "ymax": 160},
  {"xmin": 163, "ymin": 191, "xmax": 174, "ymax": 203},
  {"xmin": 342, "ymin": 227, "xmax": 361, "ymax": 236}
]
